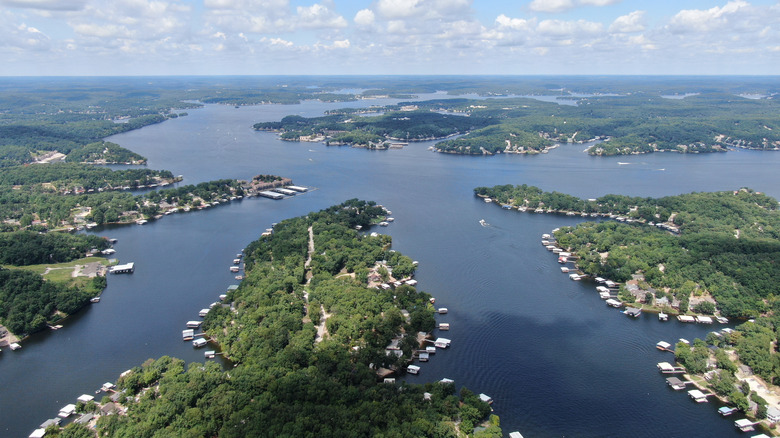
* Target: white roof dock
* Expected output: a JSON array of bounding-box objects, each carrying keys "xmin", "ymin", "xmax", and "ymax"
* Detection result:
[
  {"xmin": 407, "ymin": 365, "xmax": 421, "ymax": 374},
  {"xmin": 58, "ymin": 404, "xmax": 76, "ymax": 418},
  {"xmin": 258, "ymin": 190, "xmax": 284, "ymax": 199},
  {"xmin": 110, "ymin": 262, "xmax": 135, "ymax": 274},
  {"xmin": 193, "ymin": 338, "xmax": 208, "ymax": 348},
  {"xmin": 656, "ymin": 341, "xmax": 672, "ymax": 351},
  {"xmin": 606, "ymin": 299, "xmax": 622, "ymax": 308},
  {"xmin": 735, "ymin": 418, "xmax": 756, "ymax": 431},
  {"xmin": 287, "ymin": 185, "xmax": 309, "ymax": 192},
  {"xmin": 478, "ymin": 393, "xmax": 493, "ymax": 404},
  {"xmin": 509, "ymin": 433, "xmax": 525, "ymax": 438},
  {"xmin": 677, "ymin": 315, "xmax": 696, "ymax": 323},
  {"xmin": 199, "ymin": 308, "xmax": 210, "ymax": 317},
  {"xmin": 688, "ymin": 389, "xmax": 709, "ymax": 402},
  {"xmin": 439, "ymin": 378, "xmax": 454, "ymax": 384},
  {"xmin": 77, "ymin": 394, "xmax": 94, "ymax": 403},
  {"xmin": 273, "ymin": 188, "xmax": 298, "ymax": 196},
  {"xmin": 696, "ymin": 315, "xmax": 713, "ymax": 324},
  {"xmin": 29, "ymin": 429, "xmax": 46, "ymax": 438},
  {"xmin": 182, "ymin": 329, "xmax": 194, "ymax": 340},
  {"xmin": 186, "ymin": 321, "xmax": 203, "ymax": 328}
]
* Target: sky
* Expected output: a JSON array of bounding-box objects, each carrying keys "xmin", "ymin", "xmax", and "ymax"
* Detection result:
[{"xmin": 1, "ymin": 0, "xmax": 779, "ymax": 76}]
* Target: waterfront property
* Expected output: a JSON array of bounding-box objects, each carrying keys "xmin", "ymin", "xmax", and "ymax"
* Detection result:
[
  {"xmin": 110, "ymin": 262, "xmax": 134, "ymax": 274},
  {"xmin": 718, "ymin": 406, "xmax": 738, "ymax": 416},
  {"xmin": 666, "ymin": 377, "xmax": 688, "ymax": 390},
  {"xmin": 658, "ymin": 362, "xmax": 686, "ymax": 374},
  {"xmin": 688, "ymin": 389, "xmax": 710, "ymax": 403},
  {"xmin": 735, "ymin": 418, "xmax": 756, "ymax": 432},
  {"xmin": 624, "ymin": 307, "xmax": 642, "ymax": 318}
]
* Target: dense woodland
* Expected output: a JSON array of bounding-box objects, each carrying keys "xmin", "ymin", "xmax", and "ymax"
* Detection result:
[
  {"xmin": 97, "ymin": 200, "xmax": 498, "ymax": 437},
  {"xmin": 0, "ymin": 231, "xmax": 110, "ymax": 335},
  {"xmin": 476, "ymin": 185, "xmax": 780, "ymax": 318},
  {"xmin": 64, "ymin": 141, "xmax": 147, "ymax": 164},
  {"xmin": 254, "ymin": 111, "xmax": 489, "ymax": 146}
]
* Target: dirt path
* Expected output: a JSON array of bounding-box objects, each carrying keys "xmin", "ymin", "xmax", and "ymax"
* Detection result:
[{"xmin": 302, "ymin": 225, "xmax": 330, "ymax": 342}]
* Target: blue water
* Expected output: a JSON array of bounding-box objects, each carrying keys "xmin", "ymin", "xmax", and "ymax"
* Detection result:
[{"xmin": 4, "ymin": 98, "xmax": 780, "ymax": 437}]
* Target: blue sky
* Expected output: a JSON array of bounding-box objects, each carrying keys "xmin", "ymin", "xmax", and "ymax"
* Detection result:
[{"xmin": 1, "ymin": 0, "xmax": 779, "ymax": 75}]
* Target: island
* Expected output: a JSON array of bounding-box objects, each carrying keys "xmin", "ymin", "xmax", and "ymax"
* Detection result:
[{"xmin": 40, "ymin": 200, "xmax": 500, "ymax": 438}]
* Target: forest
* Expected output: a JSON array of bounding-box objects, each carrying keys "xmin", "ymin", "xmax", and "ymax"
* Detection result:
[
  {"xmin": 254, "ymin": 111, "xmax": 490, "ymax": 146},
  {"xmin": 476, "ymin": 185, "xmax": 780, "ymax": 318},
  {"xmin": 0, "ymin": 231, "xmax": 110, "ymax": 336},
  {"xmin": 96, "ymin": 200, "xmax": 498, "ymax": 437}
]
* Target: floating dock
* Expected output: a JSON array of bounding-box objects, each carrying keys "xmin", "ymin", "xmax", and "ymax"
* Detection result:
[
  {"xmin": 110, "ymin": 262, "xmax": 134, "ymax": 274},
  {"xmin": 258, "ymin": 191, "xmax": 284, "ymax": 200}
]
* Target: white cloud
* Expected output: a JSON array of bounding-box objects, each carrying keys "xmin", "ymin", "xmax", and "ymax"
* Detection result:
[
  {"xmin": 72, "ymin": 23, "xmax": 131, "ymax": 38},
  {"xmin": 332, "ymin": 39, "xmax": 349, "ymax": 48},
  {"xmin": 609, "ymin": 10, "xmax": 645, "ymax": 33},
  {"xmin": 0, "ymin": 0, "xmax": 87, "ymax": 11},
  {"xmin": 537, "ymin": 19, "xmax": 603, "ymax": 38},
  {"xmin": 529, "ymin": 0, "xmax": 620, "ymax": 13},
  {"xmin": 495, "ymin": 14, "xmax": 534, "ymax": 32},
  {"xmin": 376, "ymin": 0, "xmax": 422, "ymax": 19},
  {"xmin": 529, "ymin": 0, "xmax": 574, "ymax": 13},
  {"xmin": 628, "ymin": 34, "xmax": 656, "ymax": 50},
  {"xmin": 668, "ymin": 0, "xmax": 750, "ymax": 34},
  {"xmin": 579, "ymin": 0, "xmax": 621, "ymax": 6},
  {"xmin": 354, "ymin": 9, "xmax": 375, "ymax": 26},
  {"xmin": 295, "ymin": 4, "xmax": 347, "ymax": 29}
]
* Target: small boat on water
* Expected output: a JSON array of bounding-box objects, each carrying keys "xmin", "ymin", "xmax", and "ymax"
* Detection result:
[
  {"xmin": 658, "ymin": 312, "xmax": 668, "ymax": 321},
  {"xmin": 479, "ymin": 219, "xmax": 487, "ymax": 227}
]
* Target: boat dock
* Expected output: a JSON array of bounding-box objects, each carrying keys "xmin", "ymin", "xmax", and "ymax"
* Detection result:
[
  {"xmin": 688, "ymin": 389, "xmax": 712, "ymax": 403},
  {"xmin": 656, "ymin": 341, "xmax": 673, "ymax": 352},
  {"xmin": 666, "ymin": 377, "xmax": 692, "ymax": 390},
  {"xmin": 657, "ymin": 362, "xmax": 686, "ymax": 374},
  {"xmin": 110, "ymin": 262, "xmax": 134, "ymax": 274},
  {"xmin": 258, "ymin": 191, "xmax": 284, "ymax": 200}
]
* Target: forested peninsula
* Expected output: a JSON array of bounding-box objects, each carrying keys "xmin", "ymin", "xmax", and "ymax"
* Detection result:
[
  {"xmin": 261, "ymin": 92, "xmax": 780, "ymax": 156},
  {"xmin": 475, "ymin": 185, "xmax": 780, "ymax": 319},
  {"xmin": 89, "ymin": 200, "xmax": 499, "ymax": 438}
]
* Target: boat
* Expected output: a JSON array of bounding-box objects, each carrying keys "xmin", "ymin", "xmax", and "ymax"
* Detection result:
[
  {"xmin": 438, "ymin": 323, "xmax": 450, "ymax": 330},
  {"xmin": 230, "ymin": 266, "xmax": 240, "ymax": 272},
  {"xmin": 560, "ymin": 267, "xmax": 570, "ymax": 273},
  {"xmin": 437, "ymin": 308, "xmax": 448, "ymax": 314},
  {"xmin": 90, "ymin": 297, "xmax": 100, "ymax": 303},
  {"xmin": 479, "ymin": 219, "xmax": 487, "ymax": 227},
  {"xmin": 658, "ymin": 312, "xmax": 668, "ymax": 321}
]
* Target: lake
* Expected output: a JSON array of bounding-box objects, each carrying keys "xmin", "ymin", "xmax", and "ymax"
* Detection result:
[{"xmin": 3, "ymin": 96, "xmax": 780, "ymax": 437}]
